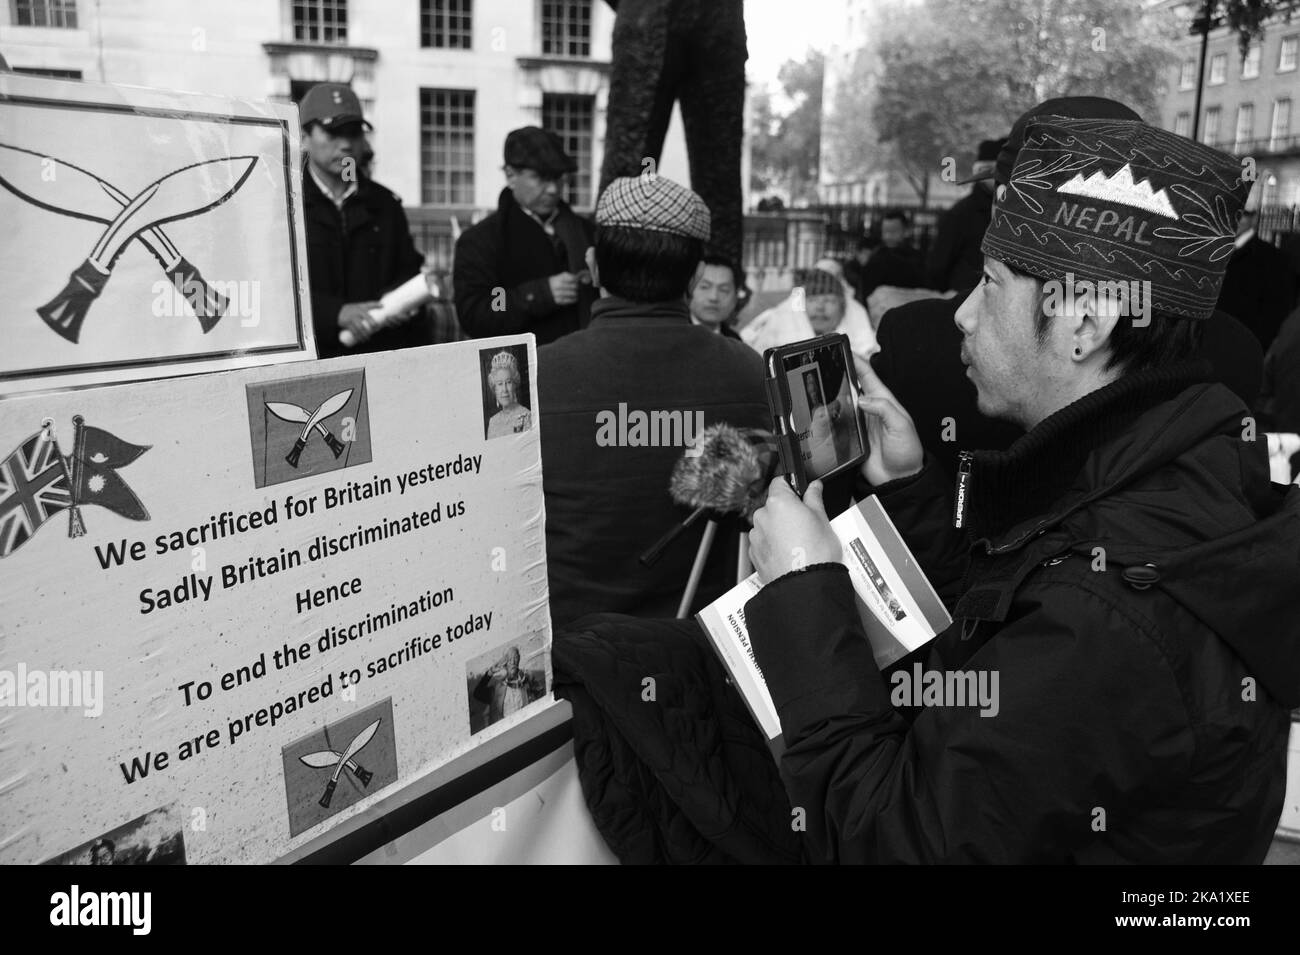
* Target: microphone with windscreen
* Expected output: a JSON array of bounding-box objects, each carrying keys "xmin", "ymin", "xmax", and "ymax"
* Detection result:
[{"xmin": 639, "ymin": 423, "xmax": 778, "ymax": 568}]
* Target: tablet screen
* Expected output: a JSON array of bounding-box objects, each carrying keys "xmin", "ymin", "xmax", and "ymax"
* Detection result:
[{"xmin": 780, "ymin": 339, "xmax": 863, "ymax": 480}]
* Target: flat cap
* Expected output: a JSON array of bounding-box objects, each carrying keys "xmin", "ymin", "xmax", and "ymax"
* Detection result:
[
  {"xmin": 596, "ymin": 175, "xmax": 711, "ymax": 241},
  {"xmin": 504, "ymin": 126, "xmax": 577, "ymax": 178}
]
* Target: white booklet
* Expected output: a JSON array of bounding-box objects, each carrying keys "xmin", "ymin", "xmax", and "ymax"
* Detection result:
[{"xmin": 696, "ymin": 495, "xmax": 952, "ymax": 746}]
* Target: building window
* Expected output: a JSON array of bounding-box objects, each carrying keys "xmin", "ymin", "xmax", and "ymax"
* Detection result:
[
  {"xmin": 1203, "ymin": 106, "xmax": 1220, "ymax": 146},
  {"xmin": 11, "ymin": 66, "xmax": 81, "ymax": 78},
  {"xmin": 421, "ymin": 89, "xmax": 475, "ymax": 205},
  {"xmin": 421, "ymin": 0, "xmax": 472, "ymax": 49},
  {"xmin": 1242, "ymin": 44, "xmax": 1261, "ymax": 79},
  {"xmin": 13, "ymin": 0, "xmax": 77, "ymax": 27},
  {"xmin": 1208, "ymin": 52, "xmax": 1226, "ymax": 84},
  {"xmin": 1174, "ymin": 112, "xmax": 1191, "ymax": 138},
  {"xmin": 293, "ymin": 0, "xmax": 348, "ymax": 44},
  {"xmin": 1271, "ymin": 99, "xmax": 1292, "ymax": 151},
  {"xmin": 542, "ymin": 93, "xmax": 595, "ymax": 208},
  {"xmin": 541, "ymin": 0, "xmax": 591, "ymax": 58},
  {"xmin": 1178, "ymin": 59, "xmax": 1196, "ymax": 89},
  {"xmin": 1234, "ymin": 103, "xmax": 1254, "ymax": 152},
  {"xmin": 1280, "ymin": 35, "xmax": 1298, "ymax": 72}
]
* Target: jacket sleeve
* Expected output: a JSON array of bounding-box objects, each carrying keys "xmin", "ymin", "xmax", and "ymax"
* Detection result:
[
  {"xmin": 385, "ymin": 202, "xmax": 426, "ymax": 293},
  {"xmin": 746, "ymin": 565, "xmax": 1193, "ymax": 863},
  {"xmin": 453, "ymin": 229, "xmax": 557, "ymax": 338}
]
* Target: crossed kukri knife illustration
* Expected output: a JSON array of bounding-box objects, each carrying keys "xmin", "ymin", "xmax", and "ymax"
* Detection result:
[
  {"xmin": 265, "ymin": 389, "xmax": 353, "ymax": 468},
  {"xmin": 0, "ymin": 143, "xmax": 257, "ymax": 342},
  {"xmin": 300, "ymin": 718, "xmax": 381, "ymax": 808}
]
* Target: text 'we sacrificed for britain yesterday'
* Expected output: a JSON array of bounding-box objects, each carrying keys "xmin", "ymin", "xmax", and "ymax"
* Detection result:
[{"xmin": 81, "ymin": 452, "xmax": 486, "ymax": 615}]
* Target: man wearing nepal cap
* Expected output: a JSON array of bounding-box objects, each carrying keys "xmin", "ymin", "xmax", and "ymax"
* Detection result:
[
  {"xmin": 537, "ymin": 175, "xmax": 768, "ymax": 627},
  {"xmin": 744, "ymin": 117, "xmax": 1300, "ymax": 863},
  {"xmin": 872, "ymin": 97, "xmax": 1264, "ymax": 481}
]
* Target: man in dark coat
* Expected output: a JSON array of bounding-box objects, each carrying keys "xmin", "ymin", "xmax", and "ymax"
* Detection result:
[
  {"xmin": 539, "ymin": 175, "xmax": 768, "ymax": 626},
  {"xmin": 926, "ymin": 138, "xmax": 1004, "ymax": 292},
  {"xmin": 746, "ymin": 117, "xmax": 1300, "ymax": 863},
  {"xmin": 1217, "ymin": 208, "xmax": 1300, "ymax": 352},
  {"xmin": 854, "ymin": 209, "xmax": 926, "ymax": 303},
  {"xmin": 453, "ymin": 127, "xmax": 597, "ymax": 346},
  {"xmin": 299, "ymin": 84, "xmax": 428, "ymax": 359}
]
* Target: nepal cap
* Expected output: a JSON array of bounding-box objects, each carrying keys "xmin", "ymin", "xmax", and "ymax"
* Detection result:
[
  {"xmin": 299, "ymin": 83, "xmax": 372, "ymax": 131},
  {"xmin": 981, "ymin": 116, "xmax": 1251, "ymax": 321},
  {"xmin": 503, "ymin": 126, "xmax": 577, "ymax": 179},
  {"xmin": 596, "ymin": 175, "xmax": 711, "ymax": 241}
]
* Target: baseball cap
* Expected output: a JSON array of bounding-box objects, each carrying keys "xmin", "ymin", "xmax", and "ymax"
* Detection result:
[{"xmin": 299, "ymin": 83, "xmax": 372, "ymax": 131}]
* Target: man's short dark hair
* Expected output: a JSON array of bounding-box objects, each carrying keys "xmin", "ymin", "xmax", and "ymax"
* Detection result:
[
  {"xmin": 594, "ymin": 225, "xmax": 703, "ymax": 302},
  {"xmin": 1024, "ymin": 270, "xmax": 1203, "ymax": 374},
  {"xmin": 697, "ymin": 254, "xmax": 739, "ymax": 287},
  {"xmin": 882, "ymin": 208, "xmax": 909, "ymax": 226}
]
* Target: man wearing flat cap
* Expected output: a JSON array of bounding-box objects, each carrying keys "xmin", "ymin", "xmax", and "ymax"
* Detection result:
[
  {"xmin": 538, "ymin": 174, "xmax": 768, "ymax": 625},
  {"xmin": 926, "ymin": 137, "xmax": 1007, "ymax": 293},
  {"xmin": 453, "ymin": 127, "xmax": 597, "ymax": 346},
  {"xmin": 299, "ymin": 83, "xmax": 428, "ymax": 359},
  {"xmin": 745, "ymin": 117, "xmax": 1300, "ymax": 862}
]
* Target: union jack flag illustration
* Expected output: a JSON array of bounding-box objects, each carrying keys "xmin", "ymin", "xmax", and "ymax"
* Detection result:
[{"xmin": 0, "ymin": 430, "xmax": 71, "ymax": 557}]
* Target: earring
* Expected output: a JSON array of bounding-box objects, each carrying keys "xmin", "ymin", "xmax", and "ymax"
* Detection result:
[{"xmin": 1073, "ymin": 346, "xmax": 1083, "ymax": 358}]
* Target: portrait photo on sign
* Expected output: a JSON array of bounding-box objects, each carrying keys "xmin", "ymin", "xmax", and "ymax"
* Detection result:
[
  {"xmin": 0, "ymin": 75, "xmax": 311, "ymax": 394},
  {"xmin": 42, "ymin": 803, "xmax": 186, "ymax": 865},
  {"xmin": 466, "ymin": 631, "xmax": 548, "ymax": 734},
  {"xmin": 478, "ymin": 344, "xmax": 532, "ymax": 441}
]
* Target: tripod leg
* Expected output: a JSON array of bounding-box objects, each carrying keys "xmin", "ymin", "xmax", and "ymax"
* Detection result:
[
  {"xmin": 677, "ymin": 520, "xmax": 719, "ymax": 618},
  {"xmin": 736, "ymin": 530, "xmax": 752, "ymax": 583}
]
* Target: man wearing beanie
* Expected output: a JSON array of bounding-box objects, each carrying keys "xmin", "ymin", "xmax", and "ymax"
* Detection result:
[
  {"xmin": 538, "ymin": 175, "xmax": 768, "ymax": 625},
  {"xmin": 454, "ymin": 127, "xmax": 597, "ymax": 345},
  {"xmin": 926, "ymin": 137, "xmax": 1006, "ymax": 293},
  {"xmin": 744, "ymin": 118, "xmax": 1300, "ymax": 863}
]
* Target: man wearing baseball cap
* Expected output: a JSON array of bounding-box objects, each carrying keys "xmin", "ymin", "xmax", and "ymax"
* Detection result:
[
  {"xmin": 745, "ymin": 118, "xmax": 1300, "ymax": 862},
  {"xmin": 926, "ymin": 137, "xmax": 1007, "ymax": 293},
  {"xmin": 538, "ymin": 174, "xmax": 768, "ymax": 625},
  {"xmin": 453, "ymin": 127, "xmax": 596, "ymax": 346},
  {"xmin": 299, "ymin": 82, "xmax": 427, "ymax": 358}
]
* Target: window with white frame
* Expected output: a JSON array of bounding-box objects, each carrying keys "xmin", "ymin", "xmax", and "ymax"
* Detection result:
[
  {"xmin": 1280, "ymin": 35, "xmax": 1298, "ymax": 72},
  {"xmin": 1242, "ymin": 44, "xmax": 1260, "ymax": 78},
  {"xmin": 1203, "ymin": 106, "xmax": 1221, "ymax": 145},
  {"xmin": 1271, "ymin": 99, "xmax": 1292, "ymax": 151},
  {"xmin": 293, "ymin": 0, "xmax": 348, "ymax": 44},
  {"xmin": 421, "ymin": 88, "xmax": 475, "ymax": 205},
  {"xmin": 1174, "ymin": 112, "xmax": 1191, "ymax": 138},
  {"xmin": 421, "ymin": 0, "xmax": 472, "ymax": 49},
  {"xmin": 1234, "ymin": 103, "xmax": 1254, "ymax": 151},
  {"xmin": 1209, "ymin": 52, "xmax": 1226, "ymax": 84},
  {"xmin": 540, "ymin": 0, "xmax": 591, "ymax": 58},
  {"xmin": 542, "ymin": 93, "xmax": 595, "ymax": 208},
  {"xmin": 13, "ymin": 0, "xmax": 77, "ymax": 27},
  {"xmin": 1179, "ymin": 59, "xmax": 1196, "ymax": 89}
]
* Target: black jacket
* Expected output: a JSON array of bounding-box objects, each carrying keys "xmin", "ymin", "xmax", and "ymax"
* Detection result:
[
  {"xmin": 926, "ymin": 185, "xmax": 993, "ymax": 292},
  {"xmin": 1258, "ymin": 302, "xmax": 1300, "ymax": 433},
  {"xmin": 873, "ymin": 294, "xmax": 1264, "ymax": 479},
  {"xmin": 850, "ymin": 243, "xmax": 926, "ymax": 304},
  {"xmin": 1217, "ymin": 235, "xmax": 1300, "ymax": 353},
  {"xmin": 748, "ymin": 362, "xmax": 1300, "ymax": 863},
  {"xmin": 453, "ymin": 187, "xmax": 596, "ymax": 345},
  {"xmin": 302, "ymin": 167, "xmax": 427, "ymax": 359},
  {"xmin": 538, "ymin": 297, "xmax": 768, "ymax": 627}
]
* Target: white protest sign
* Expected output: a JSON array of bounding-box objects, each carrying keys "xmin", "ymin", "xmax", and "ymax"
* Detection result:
[
  {"xmin": 0, "ymin": 74, "xmax": 315, "ymax": 396},
  {"xmin": 0, "ymin": 338, "xmax": 551, "ymax": 864}
]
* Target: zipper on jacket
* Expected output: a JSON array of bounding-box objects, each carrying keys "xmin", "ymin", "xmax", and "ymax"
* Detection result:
[{"xmin": 953, "ymin": 451, "xmax": 973, "ymax": 529}]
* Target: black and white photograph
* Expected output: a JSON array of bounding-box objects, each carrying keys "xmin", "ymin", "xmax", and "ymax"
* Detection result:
[
  {"xmin": 3, "ymin": 0, "xmax": 1300, "ymax": 925},
  {"xmin": 478, "ymin": 343, "xmax": 533, "ymax": 440},
  {"xmin": 42, "ymin": 804, "xmax": 186, "ymax": 866}
]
